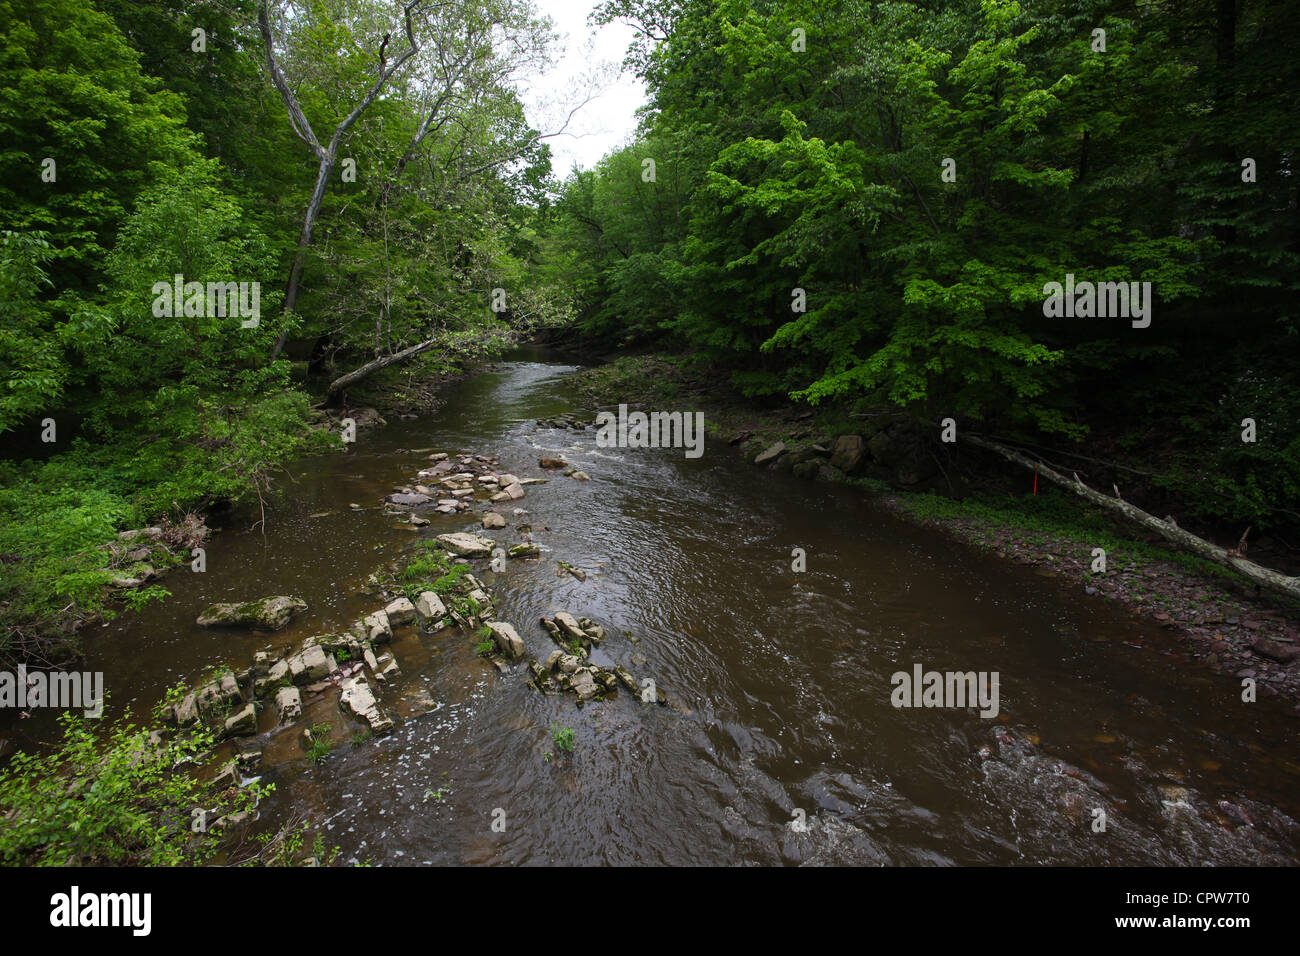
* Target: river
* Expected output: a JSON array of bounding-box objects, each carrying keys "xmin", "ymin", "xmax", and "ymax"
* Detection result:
[{"xmin": 29, "ymin": 348, "xmax": 1300, "ymax": 864}]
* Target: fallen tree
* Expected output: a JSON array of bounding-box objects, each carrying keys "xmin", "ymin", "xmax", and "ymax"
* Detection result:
[
  {"xmin": 964, "ymin": 433, "xmax": 1300, "ymax": 602},
  {"xmin": 324, "ymin": 337, "xmax": 441, "ymax": 397}
]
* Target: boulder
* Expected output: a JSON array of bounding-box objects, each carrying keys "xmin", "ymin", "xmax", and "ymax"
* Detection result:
[
  {"xmin": 224, "ymin": 702, "xmax": 257, "ymax": 737},
  {"xmin": 569, "ymin": 668, "xmax": 599, "ymax": 700},
  {"xmin": 486, "ymin": 621, "xmax": 526, "ymax": 661},
  {"xmin": 385, "ymin": 492, "xmax": 432, "ymax": 507},
  {"xmin": 197, "ymin": 596, "xmax": 307, "ymax": 631},
  {"xmin": 219, "ymin": 672, "xmax": 242, "ymax": 703},
  {"xmin": 288, "ymin": 645, "xmax": 337, "ymax": 685},
  {"xmin": 383, "ymin": 597, "xmax": 417, "ymax": 627},
  {"xmin": 481, "ymin": 512, "xmax": 507, "ymax": 529},
  {"xmin": 1252, "ymin": 637, "xmax": 1300, "ymax": 663},
  {"xmin": 539, "ymin": 458, "xmax": 568, "ymax": 469},
  {"xmin": 268, "ymin": 658, "xmax": 290, "ymax": 684},
  {"xmin": 503, "ymin": 482, "xmax": 525, "ymax": 499},
  {"xmin": 569, "ymin": 471, "xmax": 590, "ymax": 481},
  {"xmin": 210, "ymin": 760, "xmax": 240, "ymax": 791},
  {"xmin": 554, "ymin": 612, "xmax": 586, "ymax": 641},
  {"xmin": 508, "ymin": 542, "xmax": 541, "ymax": 559},
  {"xmin": 232, "ymin": 737, "xmax": 262, "ymax": 772},
  {"xmin": 174, "ymin": 693, "xmax": 199, "ymax": 725},
  {"xmin": 436, "ymin": 532, "xmax": 493, "ymax": 557},
  {"xmin": 467, "ymin": 588, "xmax": 494, "ymax": 613},
  {"xmin": 339, "ymin": 676, "xmax": 392, "ymax": 733},
  {"xmin": 829, "ymin": 435, "xmax": 866, "ymax": 473},
  {"xmin": 415, "ymin": 591, "xmax": 447, "ymax": 624},
  {"xmin": 274, "ymin": 686, "xmax": 302, "ymax": 722},
  {"xmin": 753, "ymin": 442, "xmax": 785, "ymax": 466},
  {"xmin": 363, "ymin": 610, "xmax": 393, "ymax": 644},
  {"xmin": 373, "ymin": 651, "xmax": 400, "ymax": 683}
]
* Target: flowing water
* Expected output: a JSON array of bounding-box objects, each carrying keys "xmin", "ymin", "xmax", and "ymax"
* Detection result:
[{"xmin": 15, "ymin": 348, "xmax": 1299, "ymax": 865}]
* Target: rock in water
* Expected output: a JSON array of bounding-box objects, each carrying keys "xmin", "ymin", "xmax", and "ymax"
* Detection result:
[
  {"xmin": 363, "ymin": 610, "xmax": 393, "ymax": 644},
  {"xmin": 436, "ymin": 532, "xmax": 494, "ymax": 557},
  {"xmin": 274, "ymin": 686, "xmax": 302, "ymax": 722},
  {"xmin": 481, "ymin": 512, "xmax": 507, "ymax": 529},
  {"xmin": 288, "ymin": 645, "xmax": 337, "ymax": 684},
  {"xmin": 197, "ymin": 596, "xmax": 307, "ymax": 630},
  {"xmin": 339, "ymin": 675, "xmax": 392, "ymax": 733},
  {"xmin": 415, "ymin": 591, "xmax": 447, "ymax": 624},
  {"xmin": 753, "ymin": 442, "xmax": 785, "ymax": 465},
  {"xmin": 384, "ymin": 597, "xmax": 417, "ymax": 627},
  {"xmin": 557, "ymin": 561, "xmax": 586, "ymax": 582},
  {"xmin": 554, "ymin": 612, "xmax": 586, "ymax": 641},
  {"xmin": 539, "ymin": 457, "xmax": 568, "ymax": 469},
  {"xmin": 385, "ymin": 492, "xmax": 432, "ymax": 507},
  {"xmin": 569, "ymin": 668, "xmax": 599, "ymax": 700},
  {"xmin": 224, "ymin": 703, "xmax": 257, "ymax": 737},
  {"xmin": 486, "ymin": 621, "xmax": 526, "ymax": 661}
]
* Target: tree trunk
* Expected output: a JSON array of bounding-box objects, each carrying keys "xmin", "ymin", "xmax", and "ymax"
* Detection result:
[
  {"xmin": 964, "ymin": 433, "xmax": 1300, "ymax": 602},
  {"xmin": 258, "ymin": 0, "xmax": 424, "ymax": 363},
  {"xmin": 272, "ymin": 155, "xmax": 335, "ymax": 361},
  {"xmin": 325, "ymin": 337, "xmax": 440, "ymax": 397}
]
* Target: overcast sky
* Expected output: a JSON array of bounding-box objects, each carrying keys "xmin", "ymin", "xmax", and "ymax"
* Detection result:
[{"xmin": 519, "ymin": 0, "xmax": 647, "ymax": 175}]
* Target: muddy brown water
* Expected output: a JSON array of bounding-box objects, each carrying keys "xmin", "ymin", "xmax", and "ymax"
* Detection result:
[{"xmin": 8, "ymin": 348, "xmax": 1298, "ymax": 865}]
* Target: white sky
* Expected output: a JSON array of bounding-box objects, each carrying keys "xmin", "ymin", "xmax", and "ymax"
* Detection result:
[{"xmin": 521, "ymin": 0, "xmax": 647, "ymax": 175}]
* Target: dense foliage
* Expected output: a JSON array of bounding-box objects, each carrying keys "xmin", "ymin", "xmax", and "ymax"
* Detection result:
[
  {"xmin": 0, "ymin": 707, "xmax": 267, "ymax": 865},
  {"xmin": 0, "ymin": 0, "xmax": 565, "ymax": 659},
  {"xmin": 545, "ymin": 0, "xmax": 1300, "ymax": 535}
]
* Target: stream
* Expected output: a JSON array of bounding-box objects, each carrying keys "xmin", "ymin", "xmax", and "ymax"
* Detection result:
[{"xmin": 18, "ymin": 348, "xmax": 1300, "ymax": 865}]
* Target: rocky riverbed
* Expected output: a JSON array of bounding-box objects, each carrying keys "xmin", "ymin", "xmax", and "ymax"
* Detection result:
[{"xmin": 146, "ymin": 441, "xmax": 669, "ymax": 852}]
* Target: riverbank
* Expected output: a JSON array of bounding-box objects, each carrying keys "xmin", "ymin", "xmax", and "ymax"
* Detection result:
[
  {"xmin": 0, "ymin": 333, "xmax": 512, "ymax": 670},
  {"xmin": 570, "ymin": 352, "xmax": 1300, "ymax": 712}
]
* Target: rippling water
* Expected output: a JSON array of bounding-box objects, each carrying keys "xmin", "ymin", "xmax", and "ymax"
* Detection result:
[{"xmin": 28, "ymin": 349, "xmax": 1299, "ymax": 865}]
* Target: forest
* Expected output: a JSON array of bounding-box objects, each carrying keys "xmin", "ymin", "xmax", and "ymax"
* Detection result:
[{"xmin": 0, "ymin": 0, "xmax": 1297, "ymax": 876}]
